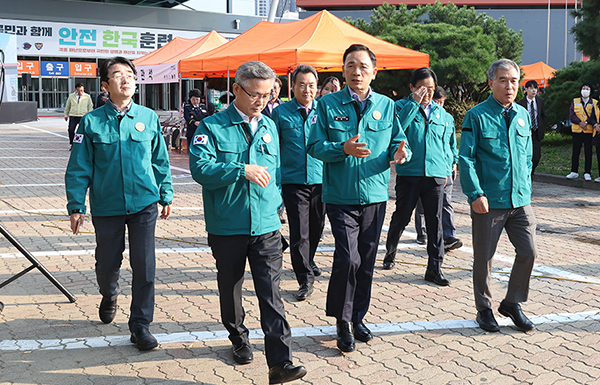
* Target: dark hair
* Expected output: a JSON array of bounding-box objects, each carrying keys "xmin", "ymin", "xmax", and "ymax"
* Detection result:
[
  {"xmin": 321, "ymin": 76, "xmax": 339, "ymax": 89},
  {"xmin": 581, "ymin": 82, "xmax": 594, "ymax": 95},
  {"xmin": 343, "ymin": 44, "xmax": 377, "ymax": 67},
  {"xmin": 292, "ymin": 64, "xmax": 318, "ymax": 84},
  {"xmin": 75, "ymin": 82, "xmax": 84, "ymax": 89},
  {"xmin": 524, "ymin": 80, "xmax": 538, "ymax": 89},
  {"xmin": 410, "ymin": 67, "xmax": 437, "ymax": 87},
  {"xmin": 99, "ymin": 56, "xmax": 136, "ymax": 83},
  {"xmin": 189, "ymin": 89, "xmax": 202, "ymax": 99},
  {"xmin": 433, "ymin": 86, "xmax": 447, "ymax": 100}
]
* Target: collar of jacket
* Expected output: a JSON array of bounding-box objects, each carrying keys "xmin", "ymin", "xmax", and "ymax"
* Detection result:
[
  {"xmin": 292, "ymin": 97, "xmax": 317, "ymax": 112},
  {"xmin": 225, "ymin": 102, "xmax": 266, "ymax": 128},
  {"xmin": 487, "ymin": 94, "xmax": 515, "ymax": 117},
  {"xmin": 103, "ymin": 100, "xmax": 138, "ymax": 120}
]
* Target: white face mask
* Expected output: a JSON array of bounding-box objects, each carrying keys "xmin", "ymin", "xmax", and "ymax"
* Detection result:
[{"xmin": 581, "ymin": 89, "xmax": 591, "ymax": 98}]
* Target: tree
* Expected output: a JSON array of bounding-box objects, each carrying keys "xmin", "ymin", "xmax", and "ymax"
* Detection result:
[
  {"xmin": 571, "ymin": 1, "xmax": 600, "ymax": 61},
  {"xmin": 346, "ymin": 1, "xmax": 524, "ymax": 103}
]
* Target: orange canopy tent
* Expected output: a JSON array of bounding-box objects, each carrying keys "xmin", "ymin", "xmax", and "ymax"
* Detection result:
[
  {"xmin": 179, "ymin": 10, "xmax": 429, "ymax": 77},
  {"xmin": 520, "ymin": 61, "xmax": 556, "ymax": 88},
  {"xmin": 132, "ymin": 31, "xmax": 229, "ymax": 84}
]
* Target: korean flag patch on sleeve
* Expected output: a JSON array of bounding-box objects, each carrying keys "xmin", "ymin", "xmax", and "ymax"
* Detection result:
[
  {"xmin": 193, "ymin": 134, "xmax": 208, "ymax": 145},
  {"xmin": 73, "ymin": 134, "xmax": 84, "ymax": 144}
]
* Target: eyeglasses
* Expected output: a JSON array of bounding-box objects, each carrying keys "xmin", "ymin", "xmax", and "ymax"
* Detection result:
[
  {"xmin": 239, "ymin": 84, "xmax": 271, "ymax": 102},
  {"xmin": 109, "ymin": 73, "xmax": 137, "ymax": 82}
]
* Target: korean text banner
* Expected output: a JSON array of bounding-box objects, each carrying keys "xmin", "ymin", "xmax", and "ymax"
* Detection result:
[{"xmin": 0, "ymin": 18, "xmax": 214, "ymax": 59}]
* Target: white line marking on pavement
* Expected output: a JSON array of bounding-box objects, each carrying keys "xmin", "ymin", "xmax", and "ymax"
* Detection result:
[
  {"xmin": 171, "ymin": 166, "xmax": 191, "ymax": 173},
  {"xmin": 20, "ymin": 124, "xmax": 69, "ymax": 139},
  {"xmin": 1, "ymin": 310, "xmax": 599, "ymax": 351}
]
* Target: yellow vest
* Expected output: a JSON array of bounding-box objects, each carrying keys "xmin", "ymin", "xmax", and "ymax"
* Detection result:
[{"xmin": 571, "ymin": 97, "xmax": 598, "ymax": 134}]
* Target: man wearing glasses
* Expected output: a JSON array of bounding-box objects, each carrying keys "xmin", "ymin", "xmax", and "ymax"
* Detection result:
[
  {"xmin": 189, "ymin": 61, "xmax": 306, "ymax": 384},
  {"xmin": 65, "ymin": 56, "xmax": 173, "ymax": 350},
  {"xmin": 271, "ymin": 64, "xmax": 325, "ymax": 302}
]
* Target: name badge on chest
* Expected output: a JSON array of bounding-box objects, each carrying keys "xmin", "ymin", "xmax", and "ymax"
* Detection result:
[{"xmin": 334, "ymin": 116, "xmax": 349, "ymax": 121}]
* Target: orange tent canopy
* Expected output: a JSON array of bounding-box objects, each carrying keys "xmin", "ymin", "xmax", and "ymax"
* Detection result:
[
  {"xmin": 520, "ymin": 61, "xmax": 556, "ymax": 88},
  {"xmin": 133, "ymin": 31, "xmax": 229, "ymax": 66},
  {"xmin": 179, "ymin": 10, "xmax": 429, "ymax": 77}
]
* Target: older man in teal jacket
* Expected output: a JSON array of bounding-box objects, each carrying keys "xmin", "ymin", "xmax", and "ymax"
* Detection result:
[
  {"xmin": 271, "ymin": 64, "xmax": 325, "ymax": 302},
  {"xmin": 307, "ymin": 44, "xmax": 410, "ymax": 354},
  {"xmin": 189, "ymin": 61, "xmax": 306, "ymax": 384},
  {"xmin": 459, "ymin": 58, "xmax": 537, "ymax": 333},
  {"xmin": 65, "ymin": 57, "xmax": 173, "ymax": 351}
]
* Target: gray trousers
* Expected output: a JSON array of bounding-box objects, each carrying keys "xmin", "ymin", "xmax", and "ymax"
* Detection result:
[
  {"xmin": 471, "ymin": 205, "xmax": 537, "ymax": 311},
  {"xmin": 91, "ymin": 203, "xmax": 158, "ymax": 331}
]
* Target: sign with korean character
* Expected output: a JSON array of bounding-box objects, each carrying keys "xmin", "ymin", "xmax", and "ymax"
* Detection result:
[
  {"xmin": 70, "ymin": 62, "xmax": 97, "ymax": 77},
  {"xmin": 17, "ymin": 60, "xmax": 40, "ymax": 75},
  {"xmin": 0, "ymin": 18, "xmax": 237, "ymax": 59},
  {"xmin": 41, "ymin": 61, "xmax": 69, "ymax": 76}
]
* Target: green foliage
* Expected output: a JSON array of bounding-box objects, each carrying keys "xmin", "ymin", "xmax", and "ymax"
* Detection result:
[
  {"xmin": 344, "ymin": 0, "xmax": 524, "ymax": 128},
  {"xmin": 571, "ymin": 2, "xmax": 600, "ymax": 61},
  {"xmin": 445, "ymin": 98, "xmax": 477, "ymax": 130},
  {"xmin": 542, "ymin": 60, "xmax": 600, "ymax": 132}
]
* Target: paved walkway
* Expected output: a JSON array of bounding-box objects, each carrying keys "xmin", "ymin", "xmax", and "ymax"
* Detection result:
[{"xmin": 1, "ymin": 118, "xmax": 600, "ymax": 385}]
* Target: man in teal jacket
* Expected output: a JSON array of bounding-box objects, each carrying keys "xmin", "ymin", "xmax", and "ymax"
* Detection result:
[
  {"xmin": 189, "ymin": 61, "xmax": 306, "ymax": 384},
  {"xmin": 271, "ymin": 64, "xmax": 325, "ymax": 302},
  {"xmin": 307, "ymin": 44, "xmax": 410, "ymax": 354},
  {"xmin": 459, "ymin": 58, "xmax": 537, "ymax": 333},
  {"xmin": 65, "ymin": 57, "xmax": 173, "ymax": 350},
  {"xmin": 382, "ymin": 68, "xmax": 453, "ymax": 287}
]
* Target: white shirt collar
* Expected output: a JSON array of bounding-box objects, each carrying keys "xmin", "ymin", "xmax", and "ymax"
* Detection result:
[{"xmin": 233, "ymin": 100, "xmax": 263, "ymax": 135}]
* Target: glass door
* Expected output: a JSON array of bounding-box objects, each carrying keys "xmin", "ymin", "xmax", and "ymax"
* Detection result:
[{"xmin": 41, "ymin": 77, "xmax": 69, "ymax": 109}]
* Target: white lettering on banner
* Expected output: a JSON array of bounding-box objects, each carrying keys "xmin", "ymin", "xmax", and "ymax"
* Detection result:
[{"xmin": 0, "ymin": 18, "xmax": 238, "ymax": 59}]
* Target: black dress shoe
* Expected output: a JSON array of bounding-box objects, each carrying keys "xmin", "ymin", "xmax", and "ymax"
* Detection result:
[
  {"xmin": 295, "ymin": 282, "xmax": 314, "ymax": 301},
  {"xmin": 99, "ymin": 297, "xmax": 117, "ymax": 324},
  {"xmin": 130, "ymin": 327, "xmax": 159, "ymax": 350},
  {"xmin": 476, "ymin": 309, "xmax": 500, "ymax": 332},
  {"xmin": 498, "ymin": 300, "xmax": 534, "ymax": 332},
  {"xmin": 269, "ymin": 361, "xmax": 307, "ymax": 384},
  {"xmin": 444, "ymin": 237, "xmax": 463, "ymax": 251},
  {"xmin": 416, "ymin": 235, "xmax": 427, "ymax": 245},
  {"xmin": 232, "ymin": 342, "xmax": 253, "ymax": 364},
  {"xmin": 424, "ymin": 269, "xmax": 450, "ymax": 286},
  {"xmin": 310, "ymin": 262, "xmax": 322, "ymax": 277},
  {"xmin": 382, "ymin": 256, "xmax": 395, "ymax": 270},
  {"xmin": 336, "ymin": 321, "xmax": 355, "ymax": 352},
  {"xmin": 353, "ymin": 322, "xmax": 373, "ymax": 342}
]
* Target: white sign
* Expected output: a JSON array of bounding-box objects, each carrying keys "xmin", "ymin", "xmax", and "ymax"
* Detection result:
[
  {"xmin": 137, "ymin": 63, "xmax": 179, "ymax": 84},
  {"xmin": 0, "ymin": 18, "xmax": 225, "ymax": 59}
]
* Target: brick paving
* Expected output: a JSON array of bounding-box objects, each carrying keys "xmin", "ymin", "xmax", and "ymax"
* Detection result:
[{"xmin": 1, "ymin": 118, "xmax": 600, "ymax": 384}]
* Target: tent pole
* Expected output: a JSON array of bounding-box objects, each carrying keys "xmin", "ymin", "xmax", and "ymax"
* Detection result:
[
  {"xmin": 287, "ymin": 71, "xmax": 291, "ymax": 100},
  {"xmin": 227, "ymin": 69, "xmax": 230, "ymax": 105}
]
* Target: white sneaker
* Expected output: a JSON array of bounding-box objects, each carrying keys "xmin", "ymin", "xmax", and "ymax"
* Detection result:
[
  {"xmin": 595, "ymin": 177, "xmax": 600, "ymax": 183},
  {"xmin": 584, "ymin": 173, "xmax": 592, "ymax": 181},
  {"xmin": 566, "ymin": 172, "xmax": 579, "ymax": 179}
]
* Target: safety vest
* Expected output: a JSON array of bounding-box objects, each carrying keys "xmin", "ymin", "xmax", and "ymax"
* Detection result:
[{"xmin": 571, "ymin": 97, "xmax": 597, "ymax": 134}]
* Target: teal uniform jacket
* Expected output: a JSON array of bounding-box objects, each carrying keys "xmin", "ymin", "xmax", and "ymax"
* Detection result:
[
  {"xmin": 459, "ymin": 95, "xmax": 533, "ymax": 208},
  {"xmin": 65, "ymin": 102, "xmax": 173, "ymax": 217},
  {"xmin": 394, "ymin": 96, "xmax": 451, "ymax": 178},
  {"xmin": 271, "ymin": 98, "xmax": 323, "ymax": 185},
  {"xmin": 307, "ymin": 87, "xmax": 411, "ymax": 206},
  {"xmin": 189, "ymin": 103, "xmax": 282, "ymax": 236},
  {"xmin": 443, "ymin": 110, "xmax": 459, "ymax": 176}
]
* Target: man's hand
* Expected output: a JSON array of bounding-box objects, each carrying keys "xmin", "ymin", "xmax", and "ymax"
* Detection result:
[
  {"xmin": 70, "ymin": 213, "xmax": 85, "ymax": 235},
  {"xmin": 472, "ymin": 196, "xmax": 489, "ymax": 214},
  {"xmin": 413, "ymin": 86, "xmax": 428, "ymax": 105},
  {"xmin": 195, "ymin": 121, "xmax": 200, "ymax": 126},
  {"xmin": 343, "ymin": 134, "xmax": 371, "ymax": 158},
  {"xmin": 579, "ymin": 121, "xmax": 588, "ymax": 129},
  {"xmin": 595, "ymin": 123, "xmax": 600, "ymax": 132},
  {"xmin": 390, "ymin": 140, "xmax": 408, "ymax": 165},
  {"xmin": 245, "ymin": 164, "xmax": 271, "ymax": 188},
  {"xmin": 160, "ymin": 205, "xmax": 171, "ymax": 219},
  {"xmin": 64, "ymin": 116, "xmax": 68, "ymax": 121},
  {"xmin": 452, "ymin": 164, "xmax": 458, "ymax": 180}
]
